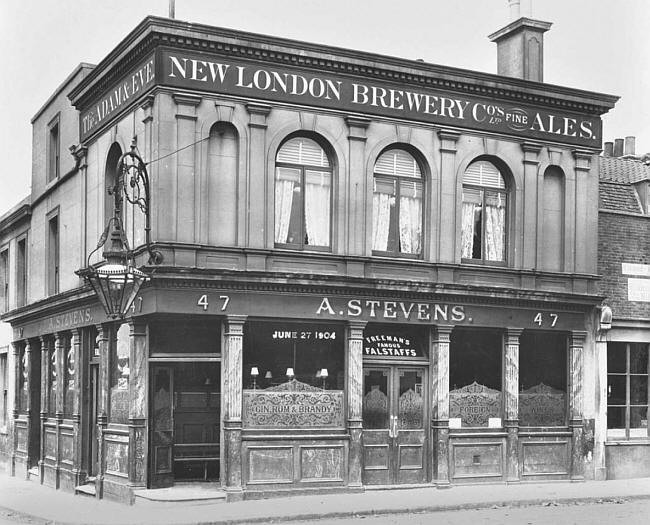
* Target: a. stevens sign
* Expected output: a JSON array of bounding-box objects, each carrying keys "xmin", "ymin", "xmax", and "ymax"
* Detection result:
[{"xmin": 160, "ymin": 50, "xmax": 602, "ymax": 147}]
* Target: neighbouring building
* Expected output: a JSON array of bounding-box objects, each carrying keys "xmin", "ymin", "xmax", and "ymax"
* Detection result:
[
  {"xmin": 0, "ymin": 7, "xmax": 622, "ymax": 503},
  {"xmin": 597, "ymin": 137, "xmax": 650, "ymax": 479}
]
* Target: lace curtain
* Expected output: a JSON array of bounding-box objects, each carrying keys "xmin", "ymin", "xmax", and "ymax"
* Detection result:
[
  {"xmin": 461, "ymin": 201, "xmax": 478, "ymax": 259},
  {"xmin": 304, "ymin": 171, "xmax": 331, "ymax": 246},
  {"xmin": 372, "ymin": 192, "xmax": 392, "ymax": 251},
  {"xmin": 485, "ymin": 198, "xmax": 505, "ymax": 261},
  {"xmin": 398, "ymin": 190, "xmax": 422, "ymax": 254},
  {"xmin": 274, "ymin": 173, "xmax": 295, "ymax": 243}
]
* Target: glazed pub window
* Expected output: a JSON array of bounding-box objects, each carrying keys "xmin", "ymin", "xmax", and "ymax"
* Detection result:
[
  {"xmin": 47, "ymin": 116, "xmax": 60, "ymax": 183},
  {"xmin": 243, "ymin": 322, "xmax": 344, "ymax": 390},
  {"xmin": 274, "ymin": 137, "xmax": 332, "ymax": 249},
  {"xmin": 461, "ymin": 161, "xmax": 507, "ymax": 263},
  {"xmin": 63, "ymin": 336, "xmax": 76, "ymax": 418},
  {"xmin": 0, "ymin": 248, "xmax": 8, "ymax": 313},
  {"xmin": 47, "ymin": 341, "xmax": 57, "ymax": 416},
  {"xmin": 47, "ymin": 214, "xmax": 60, "ymax": 296},
  {"xmin": 608, "ymin": 342, "xmax": 649, "ymax": 439},
  {"xmin": 449, "ymin": 328, "xmax": 503, "ymax": 427},
  {"xmin": 519, "ymin": 331, "xmax": 567, "ymax": 427},
  {"xmin": 372, "ymin": 149, "xmax": 423, "ymax": 256},
  {"xmin": 109, "ymin": 323, "xmax": 130, "ymax": 424}
]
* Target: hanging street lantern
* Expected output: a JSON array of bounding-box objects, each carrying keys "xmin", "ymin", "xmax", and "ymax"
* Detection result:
[{"xmin": 77, "ymin": 139, "xmax": 162, "ymax": 319}]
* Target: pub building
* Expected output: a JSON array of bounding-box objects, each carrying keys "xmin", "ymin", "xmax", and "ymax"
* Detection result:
[{"xmin": 0, "ymin": 5, "xmax": 620, "ymax": 504}]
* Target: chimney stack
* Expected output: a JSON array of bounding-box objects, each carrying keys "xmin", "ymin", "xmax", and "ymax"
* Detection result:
[
  {"xmin": 489, "ymin": 0, "xmax": 552, "ymax": 82},
  {"xmin": 603, "ymin": 142, "xmax": 613, "ymax": 157},
  {"xmin": 624, "ymin": 136, "xmax": 636, "ymax": 157},
  {"xmin": 613, "ymin": 138, "xmax": 624, "ymax": 157}
]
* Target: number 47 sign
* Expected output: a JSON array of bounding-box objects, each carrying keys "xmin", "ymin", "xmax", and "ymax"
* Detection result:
[{"xmin": 533, "ymin": 312, "xmax": 558, "ymax": 327}]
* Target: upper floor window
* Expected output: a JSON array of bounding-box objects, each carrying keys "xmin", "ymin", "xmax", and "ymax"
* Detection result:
[
  {"xmin": 461, "ymin": 160, "xmax": 507, "ymax": 263},
  {"xmin": 372, "ymin": 149, "xmax": 423, "ymax": 256},
  {"xmin": 16, "ymin": 237, "xmax": 27, "ymax": 308},
  {"xmin": 47, "ymin": 116, "xmax": 60, "ymax": 183},
  {"xmin": 274, "ymin": 137, "xmax": 332, "ymax": 249},
  {"xmin": 0, "ymin": 248, "xmax": 8, "ymax": 313},
  {"xmin": 48, "ymin": 214, "xmax": 60, "ymax": 295}
]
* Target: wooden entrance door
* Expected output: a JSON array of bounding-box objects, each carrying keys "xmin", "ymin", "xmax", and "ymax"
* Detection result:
[
  {"xmin": 150, "ymin": 366, "xmax": 174, "ymax": 488},
  {"xmin": 362, "ymin": 366, "xmax": 427, "ymax": 485}
]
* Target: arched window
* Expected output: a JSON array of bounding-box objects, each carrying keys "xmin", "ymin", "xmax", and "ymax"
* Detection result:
[
  {"xmin": 461, "ymin": 160, "xmax": 507, "ymax": 262},
  {"xmin": 372, "ymin": 149, "xmax": 423, "ymax": 256},
  {"xmin": 274, "ymin": 137, "xmax": 332, "ymax": 249}
]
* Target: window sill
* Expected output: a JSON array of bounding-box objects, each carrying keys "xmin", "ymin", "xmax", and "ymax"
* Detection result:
[
  {"xmin": 605, "ymin": 439, "xmax": 650, "ymax": 446},
  {"xmin": 461, "ymin": 258, "xmax": 508, "ymax": 267},
  {"xmin": 274, "ymin": 244, "xmax": 331, "ymax": 253},
  {"xmin": 372, "ymin": 251, "xmax": 422, "ymax": 260}
]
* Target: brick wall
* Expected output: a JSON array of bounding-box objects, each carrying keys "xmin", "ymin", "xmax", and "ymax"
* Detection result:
[{"xmin": 598, "ymin": 211, "xmax": 650, "ymax": 319}]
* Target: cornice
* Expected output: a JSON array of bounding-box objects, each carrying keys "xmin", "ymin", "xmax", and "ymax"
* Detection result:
[
  {"xmin": 0, "ymin": 201, "xmax": 31, "ymax": 233},
  {"xmin": 69, "ymin": 16, "xmax": 618, "ymax": 116}
]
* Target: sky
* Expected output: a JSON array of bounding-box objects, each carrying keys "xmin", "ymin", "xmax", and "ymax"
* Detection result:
[{"xmin": 0, "ymin": 0, "xmax": 648, "ymax": 217}]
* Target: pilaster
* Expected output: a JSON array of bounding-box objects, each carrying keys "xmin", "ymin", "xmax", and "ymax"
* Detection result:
[
  {"xmin": 70, "ymin": 329, "xmax": 83, "ymax": 484},
  {"xmin": 246, "ymin": 103, "xmax": 272, "ymax": 249},
  {"xmin": 11, "ymin": 342, "xmax": 21, "ymax": 477},
  {"xmin": 572, "ymin": 150, "xmax": 594, "ymax": 274},
  {"xmin": 431, "ymin": 325, "xmax": 453, "ymax": 485},
  {"xmin": 128, "ymin": 320, "xmax": 148, "ymax": 489},
  {"xmin": 38, "ymin": 336, "xmax": 50, "ymax": 483},
  {"xmin": 95, "ymin": 324, "xmax": 110, "ymax": 498},
  {"xmin": 569, "ymin": 330, "xmax": 586, "ymax": 481},
  {"xmin": 505, "ymin": 328, "xmax": 522, "ymax": 483},
  {"xmin": 346, "ymin": 320, "xmax": 367, "ymax": 487},
  {"xmin": 345, "ymin": 117, "xmax": 370, "ymax": 257},
  {"xmin": 54, "ymin": 332, "xmax": 65, "ymax": 488},
  {"xmin": 223, "ymin": 315, "xmax": 247, "ymax": 499},
  {"xmin": 521, "ymin": 142, "xmax": 542, "ymax": 269},
  {"xmin": 437, "ymin": 130, "xmax": 460, "ymax": 263}
]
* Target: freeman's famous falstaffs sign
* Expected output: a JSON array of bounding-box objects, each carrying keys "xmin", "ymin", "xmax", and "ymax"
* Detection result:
[{"xmin": 160, "ymin": 50, "xmax": 602, "ymax": 147}]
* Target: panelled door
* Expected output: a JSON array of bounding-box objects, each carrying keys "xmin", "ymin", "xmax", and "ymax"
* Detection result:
[{"xmin": 362, "ymin": 366, "xmax": 427, "ymax": 484}]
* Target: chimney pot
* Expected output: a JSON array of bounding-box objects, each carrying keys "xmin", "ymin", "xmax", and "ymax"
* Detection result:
[
  {"xmin": 604, "ymin": 142, "xmax": 613, "ymax": 157},
  {"xmin": 624, "ymin": 136, "xmax": 636, "ymax": 156},
  {"xmin": 614, "ymin": 138, "xmax": 624, "ymax": 157}
]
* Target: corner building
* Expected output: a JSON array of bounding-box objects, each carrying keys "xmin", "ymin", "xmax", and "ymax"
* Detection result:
[{"xmin": 2, "ymin": 16, "xmax": 619, "ymax": 502}]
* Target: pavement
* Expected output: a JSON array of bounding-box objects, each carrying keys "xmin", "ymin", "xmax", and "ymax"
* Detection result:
[{"xmin": 1, "ymin": 475, "xmax": 650, "ymax": 525}]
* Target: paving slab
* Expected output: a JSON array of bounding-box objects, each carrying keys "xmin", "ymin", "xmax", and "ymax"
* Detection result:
[{"xmin": 1, "ymin": 475, "xmax": 650, "ymax": 525}]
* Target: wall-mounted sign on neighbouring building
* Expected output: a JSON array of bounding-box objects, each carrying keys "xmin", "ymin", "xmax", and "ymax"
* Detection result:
[
  {"xmin": 79, "ymin": 55, "xmax": 156, "ymax": 141},
  {"xmin": 628, "ymin": 278, "xmax": 650, "ymax": 302},
  {"xmin": 622, "ymin": 263, "xmax": 650, "ymax": 277},
  {"xmin": 159, "ymin": 50, "xmax": 602, "ymax": 148}
]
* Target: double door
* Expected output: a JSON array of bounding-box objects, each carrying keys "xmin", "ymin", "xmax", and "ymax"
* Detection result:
[{"xmin": 362, "ymin": 366, "xmax": 427, "ymax": 485}]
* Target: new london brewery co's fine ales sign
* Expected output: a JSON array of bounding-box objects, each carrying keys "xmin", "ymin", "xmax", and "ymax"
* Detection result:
[{"xmin": 160, "ymin": 49, "xmax": 602, "ymax": 148}]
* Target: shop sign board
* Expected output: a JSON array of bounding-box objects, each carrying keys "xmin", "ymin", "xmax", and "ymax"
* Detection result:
[
  {"xmin": 146, "ymin": 289, "xmax": 585, "ymax": 331},
  {"xmin": 79, "ymin": 55, "xmax": 156, "ymax": 141},
  {"xmin": 159, "ymin": 49, "xmax": 602, "ymax": 148}
]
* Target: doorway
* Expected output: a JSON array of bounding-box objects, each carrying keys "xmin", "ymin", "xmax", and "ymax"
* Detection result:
[
  {"xmin": 362, "ymin": 365, "xmax": 428, "ymax": 484},
  {"xmin": 150, "ymin": 363, "xmax": 221, "ymax": 488}
]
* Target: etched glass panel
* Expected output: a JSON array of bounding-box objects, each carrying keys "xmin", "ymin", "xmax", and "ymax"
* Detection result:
[
  {"xmin": 110, "ymin": 323, "xmax": 129, "ymax": 424},
  {"xmin": 363, "ymin": 370, "xmax": 388, "ymax": 429},
  {"xmin": 519, "ymin": 331, "xmax": 567, "ymax": 426},
  {"xmin": 398, "ymin": 370, "xmax": 423, "ymax": 429}
]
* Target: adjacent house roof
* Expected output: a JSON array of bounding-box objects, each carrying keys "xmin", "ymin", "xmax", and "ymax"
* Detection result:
[{"xmin": 599, "ymin": 155, "xmax": 650, "ymax": 214}]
